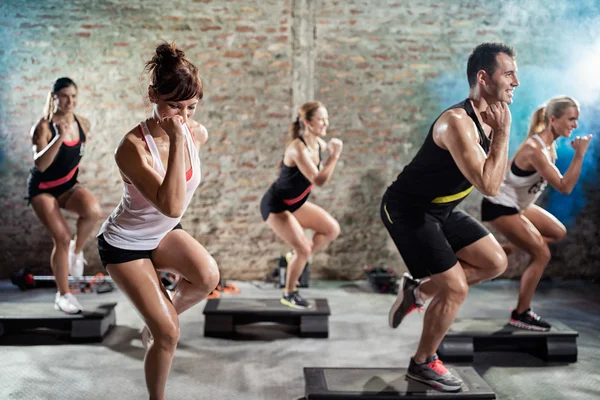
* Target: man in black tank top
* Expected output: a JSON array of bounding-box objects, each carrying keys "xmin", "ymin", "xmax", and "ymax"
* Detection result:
[{"xmin": 381, "ymin": 43, "xmax": 519, "ymax": 392}]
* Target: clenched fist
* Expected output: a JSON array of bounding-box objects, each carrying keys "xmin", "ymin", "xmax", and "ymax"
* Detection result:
[
  {"xmin": 481, "ymin": 101, "xmax": 512, "ymax": 135},
  {"xmin": 571, "ymin": 134, "xmax": 593, "ymax": 156},
  {"xmin": 328, "ymin": 138, "xmax": 343, "ymax": 158}
]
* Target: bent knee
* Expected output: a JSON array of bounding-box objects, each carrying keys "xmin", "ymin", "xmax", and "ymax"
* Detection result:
[
  {"xmin": 153, "ymin": 323, "xmax": 180, "ymax": 350},
  {"xmin": 53, "ymin": 230, "xmax": 72, "ymax": 249},
  {"xmin": 443, "ymin": 280, "xmax": 469, "ymax": 303},
  {"xmin": 203, "ymin": 257, "xmax": 220, "ymax": 290},
  {"xmin": 489, "ymin": 250, "xmax": 508, "ymax": 278},
  {"xmin": 553, "ymin": 227, "xmax": 567, "ymax": 243},
  {"xmin": 85, "ymin": 203, "xmax": 102, "ymax": 221},
  {"xmin": 294, "ymin": 243, "xmax": 312, "ymax": 260},
  {"xmin": 530, "ymin": 244, "xmax": 551, "ymax": 265},
  {"xmin": 328, "ymin": 220, "xmax": 341, "ymax": 241}
]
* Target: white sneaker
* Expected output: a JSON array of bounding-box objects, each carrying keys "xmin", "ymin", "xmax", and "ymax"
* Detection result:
[
  {"xmin": 69, "ymin": 242, "xmax": 87, "ymax": 279},
  {"xmin": 54, "ymin": 292, "xmax": 83, "ymax": 314},
  {"xmin": 141, "ymin": 326, "xmax": 154, "ymax": 350}
]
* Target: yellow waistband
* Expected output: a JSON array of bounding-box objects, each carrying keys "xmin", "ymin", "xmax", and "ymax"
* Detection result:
[{"xmin": 431, "ymin": 186, "xmax": 474, "ymax": 204}]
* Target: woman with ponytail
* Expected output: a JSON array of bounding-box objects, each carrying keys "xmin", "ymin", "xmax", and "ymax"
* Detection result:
[
  {"xmin": 28, "ymin": 77, "xmax": 101, "ymax": 314},
  {"xmin": 97, "ymin": 42, "xmax": 218, "ymax": 400},
  {"xmin": 260, "ymin": 101, "xmax": 343, "ymax": 309},
  {"xmin": 481, "ymin": 96, "xmax": 593, "ymax": 331}
]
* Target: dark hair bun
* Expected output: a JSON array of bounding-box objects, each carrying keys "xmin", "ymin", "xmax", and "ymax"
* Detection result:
[{"xmin": 153, "ymin": 43, "xmax": 185, "ymax": 68}]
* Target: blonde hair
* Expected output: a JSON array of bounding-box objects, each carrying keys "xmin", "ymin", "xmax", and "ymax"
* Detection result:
[{"xmin": 527, "ymin": 96, "xmax": 579, "ymax": 160}]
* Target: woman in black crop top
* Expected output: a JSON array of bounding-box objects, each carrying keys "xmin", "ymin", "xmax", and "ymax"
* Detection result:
[
  {"xmin": 260, "ymin": 101, "xmax": 343, "ymax": 309},
  {"xmin": 28, "ymin": 77, "xmax": 101, "ymax": 314}
]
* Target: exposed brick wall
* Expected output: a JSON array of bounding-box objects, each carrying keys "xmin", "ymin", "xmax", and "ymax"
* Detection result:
[{"xmin": 0, "ymin": 0, "xmax": 598, "ymax": 281}]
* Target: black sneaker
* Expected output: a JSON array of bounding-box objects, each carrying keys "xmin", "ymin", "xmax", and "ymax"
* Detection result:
[
  {"xmin": 509, "ymin": 308, "xmax": 551, "ymax": 331},
  {"xmin": 407, "ymin": 354, "xmax": 463, "ymax": 392},
  {"xmin": 281, "ymin": 291, "xmax": 311, "ymax": 309},
  {"xmin": 389, "ymin": 273, "xmax": 424, "ymax": 329}
]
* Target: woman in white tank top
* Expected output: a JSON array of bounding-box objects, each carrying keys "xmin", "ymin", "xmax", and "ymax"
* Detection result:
[
  {"xmin": 481, "ymin": 96, "xmax": 592, "ymax": 332},
  {"xmin": 97, "ymin": 42, "xmax": 219, "ymax": 400}
]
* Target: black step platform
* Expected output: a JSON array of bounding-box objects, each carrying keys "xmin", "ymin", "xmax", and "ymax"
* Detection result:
[
  {"xmin": 0, "ymin": 302, "xmax": 117, "ymax": 343},
  {"xmin": 438, "ymin": 318, "xmax": 578, "ymax": 363},
  {"xmin": 304, "ymin": 367, "xmax": 495, "ymax": 399},
  {"xmin": 203, "ymin": 298, "xmax": 330, "ymax": 338}
]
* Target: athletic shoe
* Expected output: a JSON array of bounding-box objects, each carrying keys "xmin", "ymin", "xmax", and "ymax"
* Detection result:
[
  {"xmin": 54, "ymin": 292, "xmax": 82, "ymax": 314},
  {"xmin": 68, "ymin": 240, "xmax": 86, "ymax": 278},
  {"xmin": 389, "ymin": 273, "xmax": 424, "ymax": 329},
  {"xmin": 281, "ymin": 291, "xmax": 311, "ymax": 309},
  {"xmin": 407, "ymin": 354, "xmax": 463, "ymax": 392},
  {"xmin": 141, "ymin": 326, "xmax": 153, "ymax": 350},
  {"xmin": 509, "ymin": 308, "xmax": 551, "ymax": 331}
]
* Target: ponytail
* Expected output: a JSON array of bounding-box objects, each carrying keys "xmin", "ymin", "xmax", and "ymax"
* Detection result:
[
  {"xmin": 289, "ymin": 117, "xmax": 301, "ymax": 141},
  {"xmin": 43, "ymin": 91, "xmax": 54, "ymax": 121},
  {"xmin": 526, "ymin": 106, "xmax": 546, "ymax": 138}
]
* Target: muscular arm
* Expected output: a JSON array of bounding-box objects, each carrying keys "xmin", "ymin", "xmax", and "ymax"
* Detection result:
[
  {"xmin": 288, "ymin": 139, "xmax": 339, "ymax": 187},
  {"xmin": 115, "ymin": 132, "xmax": 187, "ymax": 218},
  {"xmin": 438, "ymin": 111, "xmax": 510, "ymax": 196},
  {"xmin": 31, "ymin": 119, "xmax": 64, "ymax": 172},
  {"xmin": 527, "ymin": 144, "xmax": 584, "ymax": 195}
]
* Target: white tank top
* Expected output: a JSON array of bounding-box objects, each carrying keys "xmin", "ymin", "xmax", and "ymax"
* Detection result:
[
  {"xmin": 484, "ymin": 135, "xmax": 551, "ymax": 211},
  {"xmin": 98, "ymin": 121, "xmax": 202, "ymax": 250}
]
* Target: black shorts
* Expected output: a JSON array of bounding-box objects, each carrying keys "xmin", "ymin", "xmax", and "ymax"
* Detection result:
[
  {"xmin": 26, "ymin": 175, "xmax": 79, "ymax": 206},
  {"xmin": 97, "ymin": 223, "xmax": 183, "ymax": 268},
  {"xmin": 381, "ymin": 195, "xmax": 490, "ymax": 279},
  {"xmin": 480, "ymin": 198, "xmax": 519, "ymax": 222},
  {"xmin": 260, "ymin": 187, "xmax": 309, "ymax": 221}
]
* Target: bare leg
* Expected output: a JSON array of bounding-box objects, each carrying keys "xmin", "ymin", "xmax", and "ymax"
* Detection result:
[
  {"xmin": 107, "ymin": 259, "xmax": 178, "ymax": 400},
  {"xmin": 62, "ymin": 186, "xmax": 102, "ymax": 254},
  {"xmin": 30, "ymin": 194, "xmax": 72, "ymax": 294},
  {"xmin": 151, "ymin": 229, "xmax": 220, "ymax": 315},
  {"xmin": 417, "ymin": 234, "xmax": 507, "ymax": 300},
  {"xmin": 266, "ymin": 211, "xmax": 313, "ymax": 293},
  {"xmin": 293, "ymin": 201, "xmax": 340, "ymax": 255},
  {"xmin": 414, "ymin": 263, "xmax": 468, "ymax": 363},
  {"xmin": 413, "ymin": 234, "xmax": 507, "ymax": 362},
  {"xmin": 491, "ymin": 206, "xmax": 565, "ymax": 313}
]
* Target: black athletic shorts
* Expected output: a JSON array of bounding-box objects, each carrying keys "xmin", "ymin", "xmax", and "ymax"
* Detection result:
[
  {"xmin": 480, "ymin": 198, "xmax": 519, "ymax": 222},
  {"xmin": 25, "ymin": 176, "xmax": 79, "ymax": 206},
  {"xmin": 381, "ymin": 194, "xmax": 490, "ymax": 279},
  {"xmin": 97, "ymin": 223, "xmax": 183, "ymax": 268},
  {"xmin": 260, "ymin": 187, "xmax": 309, "ymax": 221}
]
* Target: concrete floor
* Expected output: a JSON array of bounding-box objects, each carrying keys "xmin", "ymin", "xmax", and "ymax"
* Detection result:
[{"xmin": 0, "ymin": 279, "xmax": 599, "ymax": 400}]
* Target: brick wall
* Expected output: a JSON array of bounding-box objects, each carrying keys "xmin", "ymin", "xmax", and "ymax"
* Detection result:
[{"xmin": 0, "ymin": 0, "xmax": 598, "ymax": 281}]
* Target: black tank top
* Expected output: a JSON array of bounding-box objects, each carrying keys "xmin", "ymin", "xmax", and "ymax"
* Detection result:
[
  {"xmin": 271, "ymin": 136, "xmax": 322, "ymax": 201},
  {"xmin": 29, "ymin": 116, "xmax": 87, "ymax": 186},
  {"xmin": 386, "ymin": 99, "xmax": 491, "ymax": 211}
]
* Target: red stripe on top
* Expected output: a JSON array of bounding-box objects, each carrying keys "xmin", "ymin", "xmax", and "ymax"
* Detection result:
[
  {"xmin": 62, "ymin": 137, "xmax": 80, "ymax": 147},
  {"xmin": 282, "ymin": 185, "xmax": 313, "ymax": 205},
  {"xmin": 38, "ymin": 165, "xmax": 79, "ymax": 189}
]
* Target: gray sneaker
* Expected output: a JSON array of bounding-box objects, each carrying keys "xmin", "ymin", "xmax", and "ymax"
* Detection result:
[
  {"xmin": 407, "ymin": 354, "xmax": 463, "ymax": 392},
  {"xmin": 388, "ymin": 273, "xmax": 424, "ymax": 329}
]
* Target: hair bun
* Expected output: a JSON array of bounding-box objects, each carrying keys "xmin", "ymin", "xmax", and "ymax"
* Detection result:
[{"xmin": 154, "ymin": 42, "xmax": 185, "ymax": 67}]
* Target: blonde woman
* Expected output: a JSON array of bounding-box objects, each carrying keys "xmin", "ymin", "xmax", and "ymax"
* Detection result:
[{"xmin": 481, "ymin": 96, "xmax": 593, "ymax": 331}]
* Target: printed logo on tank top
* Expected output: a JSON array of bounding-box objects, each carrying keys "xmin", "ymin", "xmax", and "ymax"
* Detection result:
[
  {"xmin": 79, "ymin": 142, "xmax": 85, "ymax": 156},
  {"xmin": 528, "ymin": 177, "xmax": 545, "ymax": 194}
]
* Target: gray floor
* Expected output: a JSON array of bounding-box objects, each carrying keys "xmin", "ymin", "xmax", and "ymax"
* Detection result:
[{"xmin": 1, "ymin": 279, "xmax": 599, "ymax": 400}]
